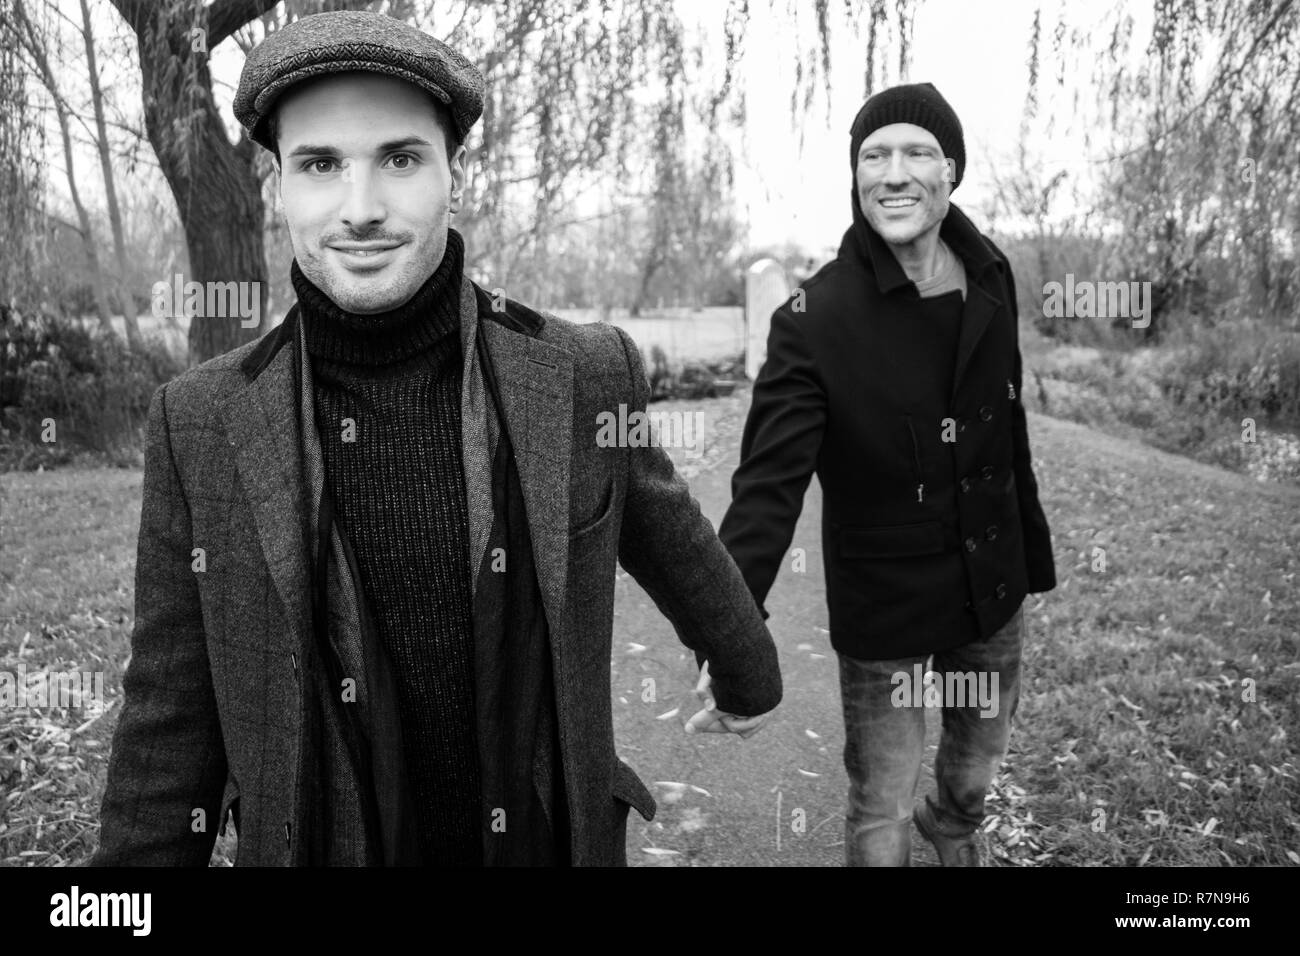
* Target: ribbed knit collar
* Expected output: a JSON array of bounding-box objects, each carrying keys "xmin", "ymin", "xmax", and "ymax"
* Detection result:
[{"xmin": 294, "ymin": 227, "xmax": 464, "ymax": 368}]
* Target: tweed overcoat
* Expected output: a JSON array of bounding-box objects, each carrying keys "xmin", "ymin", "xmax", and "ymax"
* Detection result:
[{"xmin": 93, "ymin": 277, "xmax": 782, "ymax": 866}]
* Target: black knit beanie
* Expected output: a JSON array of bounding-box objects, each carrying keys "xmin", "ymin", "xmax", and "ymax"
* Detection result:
[{"xmin": 849, "ymin": 82, "xmax": 965, "ymax": 189}]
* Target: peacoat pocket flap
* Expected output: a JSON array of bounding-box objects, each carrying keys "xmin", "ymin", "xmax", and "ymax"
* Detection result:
[
  {"xmin": 612, "ymin": 758, "xmax": 657, "ymax": 822},
  {"xmin": 840, "ymin": 521, "xmax": 945, "ymax": 559}
]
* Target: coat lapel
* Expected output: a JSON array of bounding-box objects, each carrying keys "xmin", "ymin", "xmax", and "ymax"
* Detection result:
[
  {"xmin": 941, "ymin": 204, "xmax": 1004, "ymax": 401},
  {"xmin": 216, "ymin": 284, "xmax": 576, "ymax": 688},
  {"xmin": 458, "ymin": 279, "xmax": 574, "ymax": 629},
  {"xmin": 219, "ymin": 326, "xmax": 312, "ymax": 660},
  {"xmin": 950, "ymin": 278, "xmax": 999, "ymax": 403}
]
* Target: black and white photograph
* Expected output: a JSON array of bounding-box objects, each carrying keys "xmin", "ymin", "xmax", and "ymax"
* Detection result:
[{"xmin": 0, "ymin": 0, "xmax": 1294, "ymax": 923}]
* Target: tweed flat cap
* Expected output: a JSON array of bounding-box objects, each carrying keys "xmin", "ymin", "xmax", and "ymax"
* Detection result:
[{"xmin": 234, "ymin": 10, "xmax": 484, "ymax": 151}]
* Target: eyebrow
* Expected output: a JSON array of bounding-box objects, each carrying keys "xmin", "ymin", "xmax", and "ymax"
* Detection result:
[
  {"xmin": 285, "ymin": 136, "xmax": 436, "ymax": 160},
  {"xmin": 861, "ymin": 142, "xmax": 939, "ymax": 153}
]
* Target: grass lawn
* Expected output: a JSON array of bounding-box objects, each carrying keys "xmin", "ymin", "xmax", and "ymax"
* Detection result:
[
  {"xmin": 1, "ymin": 469, "xmax": 139, "ymax": 866},
  {"xmin": 996, "ymin": 414, "xmax": 1299, "ymax": 864}
]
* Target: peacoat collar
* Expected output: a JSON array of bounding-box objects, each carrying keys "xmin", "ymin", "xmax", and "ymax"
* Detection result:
[
  {"xmin": 836, "ymin": 201, "xmax": 1013, "ymax": 405},
  {"xmin": 842, "ymin": 198, "xmax": 1002, "ymax": 296}
]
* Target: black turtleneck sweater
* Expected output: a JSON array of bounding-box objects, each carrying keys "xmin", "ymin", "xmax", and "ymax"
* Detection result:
[{"xmin": 292, "ymin": 230, "xmax": 481, "ymax": 866}]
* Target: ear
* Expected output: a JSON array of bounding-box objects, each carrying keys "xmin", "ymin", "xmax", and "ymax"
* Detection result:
[
  {"xmin": 273, "ymin": 159, "xmax": 285, "ymax": 215},
  {"xmin": 942, "ymin": 157, "xmax": 957, "ymax": 192},
  {"xmin": 449, "ymin": 143, "xmax": 467, "ymax": 215}
]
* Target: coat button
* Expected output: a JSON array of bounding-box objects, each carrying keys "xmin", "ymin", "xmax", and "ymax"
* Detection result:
[
  {"xmin": 958, "ymin": 418, "xmax": 968, "ymax": 433},
  {"xmin": 979, "ymin": 405, "xmax": 993, "ymax": 422},
  {"xmin": 981, "ymin": 465, "xmax": 994, "ymax": 480},
  {"xmin": 964, "ymin": 537, "xmax": 977, "ymax": 553},
  {"xmin": 960, "ymin": 477, "xmax": 972, "ymax": 493},
  {"xmin": 995, "ymin": 583, "xmax": 1008, "ymax": 599},
  {"xmin": 985, "ymin": 524, "xmax": 998, "ymax": 541}
]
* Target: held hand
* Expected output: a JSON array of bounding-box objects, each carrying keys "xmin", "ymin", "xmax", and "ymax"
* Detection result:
[{"xmin": 684, "ymin": 661, "xmax": 771, "ymax": 739}]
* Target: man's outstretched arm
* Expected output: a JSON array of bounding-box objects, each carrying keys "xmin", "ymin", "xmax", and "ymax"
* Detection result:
[
  {"xmin": 611, "ymin": 327, "xmax": 782, "ymax": 724},
  {"xmin": 718, "ymin": 305, "xmax": 827, "ymax": 618},
  {"xmin": 91, "ymin": 384, "xmax": 227, "ymax": 866}
]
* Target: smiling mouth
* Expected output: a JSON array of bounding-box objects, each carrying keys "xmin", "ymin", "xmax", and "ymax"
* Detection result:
[
  {"xmin": 328, "ymin": 242, "xmax": 404, "ymax": 267},
  {"xmin": 879, "ymin": 196, "xmax": 920, "ymax": 208},
  {"xmin": 330, "ymin": 240, "xmax": 402, "ymax": 252}
]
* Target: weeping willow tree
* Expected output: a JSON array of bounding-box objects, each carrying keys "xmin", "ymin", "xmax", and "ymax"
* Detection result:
[
  {"xmin": 87, "ymin": 0, "xmax": 916, "ymax": 362},
  {"xmin": 438, "ymin": 0, "xmax": 919, "ymax": 310},
  {"xmin": 0, "ymin": 0, "xmax": 48, "ymax": 315},
  {"xmin": 1030, "ymin": 0, "xmax": 1300, "ymax": 336}
]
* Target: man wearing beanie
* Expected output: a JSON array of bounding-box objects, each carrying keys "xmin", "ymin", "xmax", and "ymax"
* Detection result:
[
  {"xmin": 93, "ymin": 10, "xmax": 781, "ymax": 867},
  {"xmin": 720, "ymin": 82, "xmax": 1056, "ymax": 866}
]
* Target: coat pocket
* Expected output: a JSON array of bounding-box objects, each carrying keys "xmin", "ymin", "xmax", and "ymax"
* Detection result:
[
  {"xmin": 903, "ymin": 414, "xmax": 926, "ymax": 503},
  {"xmin": 612, "ymin": 758, "xmax": 656, "ymax": 822},
  {"xmin": 839, "ymin": 521, "xmax": 945, "ymax": 559},
  {"xmin": 218, "ymin": 776, "xmax": 240, "ymax": 840},
  {"xmin": 569, "ymin": 479, "xmax": 615, "ymax": 543}
]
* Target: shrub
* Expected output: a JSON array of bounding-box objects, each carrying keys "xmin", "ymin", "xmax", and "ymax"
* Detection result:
[
  {"xmin": 639, "ymin": 345, "xmax": 745, "ymax": 402},
  {"xmin": 0, "ymin": 304, "xmax": 184, "ymax": 470},
  {"xmin": 1155, "ymin": 321, "xmax": 1300, "ymax": 424}
]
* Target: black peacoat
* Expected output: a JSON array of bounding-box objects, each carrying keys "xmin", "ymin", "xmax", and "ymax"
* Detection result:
[{"xmin": 719, "ymin": 202, "xmax": 1056, "ymax": 660}]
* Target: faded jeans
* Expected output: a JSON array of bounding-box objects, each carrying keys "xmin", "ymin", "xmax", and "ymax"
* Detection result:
[{"xmin": 836, "ymin": 602, "xmax": 1025, "ymax": 866}]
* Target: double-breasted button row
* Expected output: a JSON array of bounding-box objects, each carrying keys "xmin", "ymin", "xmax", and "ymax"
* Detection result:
[
  {"xmin": 961, "ymin": 465, "xmax": 997, "ymax": 493},
  {"xmin": 966, "ymin": 583, "xmax": 1010, "ymax": 610}
]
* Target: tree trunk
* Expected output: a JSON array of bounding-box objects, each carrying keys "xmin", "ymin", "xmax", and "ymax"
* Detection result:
[
  {"xmin": 80, "ymin": 0, "xmax": 142, "ymax": 350},
  {"xmin": 629, "ymin": 253, "xmax": 662, "ymax": 318},
  {"xmin": 109, "ymin": 0, "xmax": 278, "ymax": 365}
]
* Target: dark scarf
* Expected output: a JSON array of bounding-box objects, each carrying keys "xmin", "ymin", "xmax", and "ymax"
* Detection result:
[
  {"xmin": 291, "ymin": 234, "xmax": 565, "ymax": 866},
  {"xmin": 472, "ymin": 315, "xmax": 569, "ymax": 865}
]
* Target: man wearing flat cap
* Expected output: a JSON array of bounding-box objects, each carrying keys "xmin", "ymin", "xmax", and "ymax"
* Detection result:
[
  {"xmin": 719, "ymin": 83, "xmax": 1056, "ymax": 866},
  {"xmin": 93, "ymin": 10, "xmax": 781, "ymax": 867}
]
